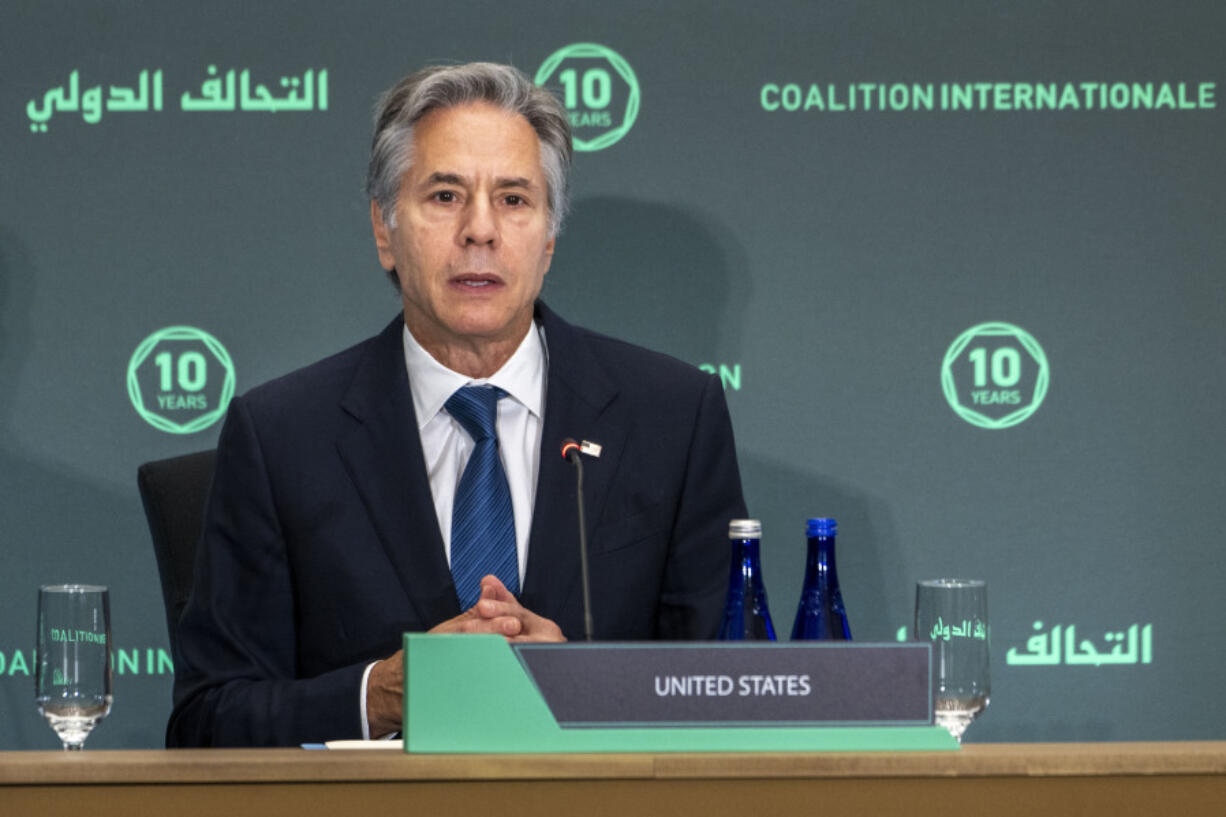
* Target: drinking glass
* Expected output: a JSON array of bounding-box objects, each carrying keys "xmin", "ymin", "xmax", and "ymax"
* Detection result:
[
  {"xmin": 915, "ymin": 579, "xmax": 989, "ymax": 742},
  {"xmin": 35, "ymin": 585, "xmax": 113, "ymax": 750}
]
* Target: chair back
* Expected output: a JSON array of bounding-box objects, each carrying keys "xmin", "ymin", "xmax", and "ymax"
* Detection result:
[{"xmin": 137, "ymin": 450, "xmax": 216, "ymax": 654}]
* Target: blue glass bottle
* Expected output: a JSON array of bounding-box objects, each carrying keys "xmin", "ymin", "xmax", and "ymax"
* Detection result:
[
  {"xmin": 718, "ymin": 519, "xmax": 777, "ymax": 640},
  {"xmin": 791, "ymin": 518, "xmax": 851, "ymax": 640}
]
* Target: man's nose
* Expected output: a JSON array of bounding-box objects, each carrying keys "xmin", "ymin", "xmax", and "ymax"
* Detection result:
[{"xmin": 461, "ymin": 198, "xmax": 498, "ymax": 246}]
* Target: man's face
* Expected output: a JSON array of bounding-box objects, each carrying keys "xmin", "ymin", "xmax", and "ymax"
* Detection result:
[{"xmin": 372, "ymin": 102, "xmax": 555, "ymax": 354}]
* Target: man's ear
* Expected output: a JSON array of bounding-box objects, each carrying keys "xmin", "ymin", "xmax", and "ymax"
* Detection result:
[
  {"xmin": 541, "ymin": 235, "xmax": 555, "ymax": 276},
  {"xmin": 370, "ymin": 200, "xmax": 396, "ymax": 271}
]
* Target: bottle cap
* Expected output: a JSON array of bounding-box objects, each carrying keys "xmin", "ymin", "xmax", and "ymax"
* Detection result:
[
  {"xmin": 728, "ymin": 519, "xmax": 762, "ymax": 539},
  {"xmin": 806, "ymin": 517, "xmax": 837, "ymax": 537}
]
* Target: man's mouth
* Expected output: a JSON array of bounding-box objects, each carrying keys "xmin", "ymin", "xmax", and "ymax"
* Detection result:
[
  {"xmin": 451, "ymin": 274, "xmax": 502, "ymax": 289},
  {"xmin": 453, "ymin": 269, "xmax": 500, "ymax": 283}
]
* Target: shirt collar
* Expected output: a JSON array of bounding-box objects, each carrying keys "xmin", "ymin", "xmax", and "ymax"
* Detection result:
[{"xmin": 402, "ymin": 321, "xmax": 547, "ymax": 429}]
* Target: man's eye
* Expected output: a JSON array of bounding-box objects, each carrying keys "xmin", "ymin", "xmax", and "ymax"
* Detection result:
[
  {"xmin": 504, "ymin": 194, "xmax": 524, "ymax": 206},
  {"xmin": 433, "ymin": 191, "xmax": 456, "ymax": 203}
]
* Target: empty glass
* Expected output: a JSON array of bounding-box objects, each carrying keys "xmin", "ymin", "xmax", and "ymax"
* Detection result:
[
  {"xmin": 915, "ymin": 579, "xmax": 989, "ymax": 742},
  {"xmin": 35, "ymin": 585, "xmax": 113, "ymax": 750}
]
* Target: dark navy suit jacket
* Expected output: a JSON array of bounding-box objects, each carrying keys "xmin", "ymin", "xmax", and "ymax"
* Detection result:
[{"xmin": 168, "ymin": 303, "xmax": 746, "ymax": 746}]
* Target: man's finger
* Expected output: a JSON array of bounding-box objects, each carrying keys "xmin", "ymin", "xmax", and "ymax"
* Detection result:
[
  {"xmin": 479, "ymin": 574, "xmax": 516, "ymax": 603},
  {"xmin": 510, "ymin": 608, "xmax": 566, "ymax": 642},
  {"xmin": 474, "ymin": 597, "xmax": 524, "ymax": 619},
  {"xmin": 457, "ymin": 615, "xmax": 523, "ymax": 636}
]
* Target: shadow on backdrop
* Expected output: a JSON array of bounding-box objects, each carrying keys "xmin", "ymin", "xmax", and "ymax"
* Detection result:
[
  {"xmin": 0, "ymin": 225, "xmax": 166, "ymax": 750},
  {"xmin": 544, "ymin": 195, "xmax": 912, "ymax": 634},
  {"xmin": 542, "ymin": 195, "xmax": 748, "ymax": 366},
  {"xmin": 545, "ymin": 196, "xmax": 913, "ymax": 634}
]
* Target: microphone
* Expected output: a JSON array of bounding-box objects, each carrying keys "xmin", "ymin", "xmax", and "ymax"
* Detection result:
[{"xmin": 560, "ymin": 438, "xmax": 594, "ymax": 641}]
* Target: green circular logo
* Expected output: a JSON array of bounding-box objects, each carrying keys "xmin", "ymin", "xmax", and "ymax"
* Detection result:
[
  {"xmin": 127, "ymin": 326, "xmax": 235, "ymax": 434},
  {"xmin": 535, "ymin": 43, "xmax": 640, "ymax": 152},
  {"xmin": 941, "ymin": 322, "xmax": 1049, "ymax": 429}
]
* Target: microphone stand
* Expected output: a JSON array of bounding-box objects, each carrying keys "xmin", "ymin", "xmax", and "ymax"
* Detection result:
[{"xmin": 562, "ymin": 440, "xmax": 594, "ymax": 641}]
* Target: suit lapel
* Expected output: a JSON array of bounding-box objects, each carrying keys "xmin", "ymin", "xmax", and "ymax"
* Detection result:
[
  {"xmin": 521, "ymin": 304, "xmax": 627, "ymax": 629},
  {"xmin": 335, "ymin": 316, "xmax": 461, "ymax": 628},
  {"xmin": 331, "ymin": 305, "xmax": 624, "ymax": 634}
]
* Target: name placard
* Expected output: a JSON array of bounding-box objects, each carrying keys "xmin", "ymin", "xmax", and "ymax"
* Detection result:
[
  {"xmin": 514, "ymin": 642, "xmax": 932, "ymax": 727},
  {"xmin": 402, "ymin": 635, "xmax": 954, "ymax": 753}
]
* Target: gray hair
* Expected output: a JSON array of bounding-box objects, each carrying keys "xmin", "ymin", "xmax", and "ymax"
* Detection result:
[{"xmin": 366, "ymin": 62, "xmax": 573, "ymax": 243}]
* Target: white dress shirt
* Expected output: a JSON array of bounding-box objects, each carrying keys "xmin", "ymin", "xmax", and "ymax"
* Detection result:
[
  {"xmin": 360, "ymin": 319, "xmax": 547, "ymax": 739},
  {"xmin": 402, "ymin": 321, "xmax": 547, "ymax": 584}
]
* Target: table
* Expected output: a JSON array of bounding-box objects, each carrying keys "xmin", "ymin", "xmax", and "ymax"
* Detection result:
[{"xmin": 2, "ymin": 742, "xmax": 1224, "ymax": 816}]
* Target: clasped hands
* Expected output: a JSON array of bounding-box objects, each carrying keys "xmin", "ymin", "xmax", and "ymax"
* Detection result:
[{"xmin": 366, "ymin": 575, "xmax": 564, "ymax": 738}]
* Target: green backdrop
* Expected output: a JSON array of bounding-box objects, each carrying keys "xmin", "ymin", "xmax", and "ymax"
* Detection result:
[{"xmin": 2, "ymin": 0, "xmax": 1222, "ymax": 748}]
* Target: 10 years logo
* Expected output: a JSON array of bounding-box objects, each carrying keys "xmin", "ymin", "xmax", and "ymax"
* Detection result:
[
  {"xmin": 536, "ymin": 43, "xmax": 639, "ymax": 152},
  {"xmin": 127, "ymin": 326, "xmax": 235, "ymax": 434},
  {"xmin": 941, "ymin": 322, "xmax": 1049, "ymax": 429}
]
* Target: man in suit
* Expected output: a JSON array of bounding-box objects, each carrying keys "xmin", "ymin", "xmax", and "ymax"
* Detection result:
[{"xmin": 168, "ymin": 63, "xmax": 746, "ymax": 747}]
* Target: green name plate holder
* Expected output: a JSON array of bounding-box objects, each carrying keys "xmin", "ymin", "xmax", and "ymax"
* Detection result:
[{"xmin": 402, "ymin": 634, "xmax": 957, "ymax": 753}]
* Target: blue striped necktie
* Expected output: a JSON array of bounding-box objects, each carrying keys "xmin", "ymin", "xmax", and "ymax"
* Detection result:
[{"xmin": 445, "ymin": 385, "xmax": 518, "ymax": 610}]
